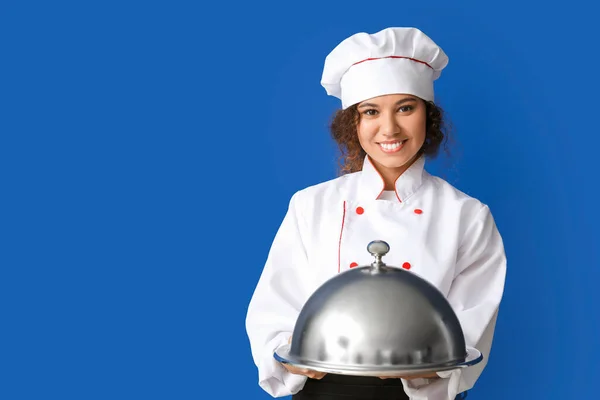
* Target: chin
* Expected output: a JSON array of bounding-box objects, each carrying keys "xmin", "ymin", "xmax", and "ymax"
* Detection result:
[{"xmin": 374, "ymin": 154, "xmax": 415, "ymax": 169}]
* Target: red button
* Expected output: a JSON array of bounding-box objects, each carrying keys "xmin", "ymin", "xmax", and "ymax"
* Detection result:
[
  {"xmin": 356, "ymin": 207, "xmax": 364, "ymax": 215},
  {"xmin": 402, "ymin": 262, "xmax": 411, "ymax": 270},
  {"xmin": 350, "ymin": 262, "xmax": 358, "ymax": 268},
  {"xmin": 414, "ymin": 209, "xmax": 423, "ymax": 214}
]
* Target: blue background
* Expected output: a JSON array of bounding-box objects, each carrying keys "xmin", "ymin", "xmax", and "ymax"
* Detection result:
[{"xmin": 2, "ymin": 1, "xmax": 598, "ymax": 399}]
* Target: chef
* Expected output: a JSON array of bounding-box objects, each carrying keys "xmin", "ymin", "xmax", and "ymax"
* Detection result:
[{"xmin": 245, "ymin": 27, "xmax": 507, "ymax": 400}]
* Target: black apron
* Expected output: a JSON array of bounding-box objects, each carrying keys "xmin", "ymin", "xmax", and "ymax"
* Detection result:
[{"xmin": 292, "ymin": 374, "xmax": 468, "ymax": 400}]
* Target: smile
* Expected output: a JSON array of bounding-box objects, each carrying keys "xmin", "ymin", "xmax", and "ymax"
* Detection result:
[{"xmin": 378, "ymin": 140, "xmax": 407, "ymax": 153}]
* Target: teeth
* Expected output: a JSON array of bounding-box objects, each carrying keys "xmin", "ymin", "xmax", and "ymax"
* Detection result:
[{"xmin": 380, "ymin": 141, "xmax": 403, "ymax": 150}]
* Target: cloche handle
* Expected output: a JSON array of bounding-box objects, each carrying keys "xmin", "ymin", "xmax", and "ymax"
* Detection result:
[{"xmin": 367, "ymin": 240, "xmax": 389, "ymax": 269}]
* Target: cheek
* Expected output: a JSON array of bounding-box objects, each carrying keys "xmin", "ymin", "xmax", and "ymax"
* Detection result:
[
  {"xmin": 408, "ymin": 115, "xmax": 427, "ymax": 143},
  {"xmin": 414, "ymin": 126, "xmax": 427, "ymax": 144},
  {"xmin": 357, "ymin": 122, "xmax": 376, "ymax": 146}
]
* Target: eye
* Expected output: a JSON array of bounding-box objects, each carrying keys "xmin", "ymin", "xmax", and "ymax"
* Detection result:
[
  {"xmin": 362, "ymin": 109, "xmax": 378, "ymax": 116},
  {"xmin": 398, "ymin": 105, "xmax": 414, "ymax": 113}
]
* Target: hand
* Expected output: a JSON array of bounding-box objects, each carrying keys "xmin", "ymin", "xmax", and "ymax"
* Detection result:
[
  {"xmin": 281, "ymin": 362, "xmax": 327, "ymax": 379},
  {"xmin": 281, "ymin": 336, "xmax": 327, "ymax": 380}
]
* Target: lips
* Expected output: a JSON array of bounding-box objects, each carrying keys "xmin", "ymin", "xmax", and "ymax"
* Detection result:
[{"xmin": 378, "ymin": 139, "xmax": 407, "ymax": 153}]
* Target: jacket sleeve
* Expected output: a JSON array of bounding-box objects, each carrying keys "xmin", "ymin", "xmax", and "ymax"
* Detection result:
[
  {"xmin": 245, "ymin": 191, "xmax": 313, "ymax": 397},
  {"xmin": 402, "ymin": 204, "xmax": 507, "ymax": 400}
]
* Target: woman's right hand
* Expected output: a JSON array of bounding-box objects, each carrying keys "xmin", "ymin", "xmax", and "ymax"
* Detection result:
[
  {"xmin": 281, "ymin": 336, "xmax": 327, "ymax": 380},
  {"xmin": 281, "ymin": 363, "xmax": 327, "ymax": 379}
]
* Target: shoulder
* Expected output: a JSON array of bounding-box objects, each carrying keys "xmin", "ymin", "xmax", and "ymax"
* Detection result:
[
  {"xmin": 282, "ymin": 172, "xmax": 360, "ymax": 220},
  {"xmin": 425, "ymin": 173, "xmax": 493, "ymax": 221},
  {"xmin": 424, "ymin": 174, "xmax": 504, "ymax": 256},
  {"xmin": 294, "ymin": 172, "xmax": 358, "ymax": 202}
]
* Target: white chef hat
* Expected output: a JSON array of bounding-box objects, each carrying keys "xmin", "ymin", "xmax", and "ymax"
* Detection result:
[{"xmin": 321, "ymin": 27, "xmax": 449, "ymax": 109}]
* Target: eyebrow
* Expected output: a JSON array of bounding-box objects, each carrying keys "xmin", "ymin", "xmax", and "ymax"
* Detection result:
[{"xmin": 357, "ymin": 98, "xmax": 417, "ymax": 109}]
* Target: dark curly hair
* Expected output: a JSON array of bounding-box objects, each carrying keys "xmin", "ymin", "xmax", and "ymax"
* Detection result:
[{"xmin": 329, "ymin": 100, "xmax": 452, "ymax": 175}]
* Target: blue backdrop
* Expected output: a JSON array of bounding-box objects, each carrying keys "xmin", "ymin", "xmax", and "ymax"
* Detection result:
[{"xmin": 2, "ymin": 1, "xmax": 599, "ymax": 399}]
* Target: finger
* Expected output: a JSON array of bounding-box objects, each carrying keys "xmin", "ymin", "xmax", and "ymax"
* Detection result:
[
  {"xmin": 283, "ymin": 365, "xmax": 303, "ymax": 375},
  {"xmin": 282, "ymin": 364, "xmax": 294, "ymax": 372}
]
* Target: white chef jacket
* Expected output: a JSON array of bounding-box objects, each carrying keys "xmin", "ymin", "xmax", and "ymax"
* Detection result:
[{"xmin": 245, "ymin": 154, "xmax": 507, "ymax": 400}]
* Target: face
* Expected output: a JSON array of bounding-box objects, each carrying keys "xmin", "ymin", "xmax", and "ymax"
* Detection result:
[{"xmin": 356, "ymin": 93, "xmax": 427, "ymax": 176}]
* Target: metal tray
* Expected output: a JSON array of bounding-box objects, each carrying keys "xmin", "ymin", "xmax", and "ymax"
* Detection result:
[{"xmin": 274, "ymin": 344, "xmax": 482, "ymax": 377}]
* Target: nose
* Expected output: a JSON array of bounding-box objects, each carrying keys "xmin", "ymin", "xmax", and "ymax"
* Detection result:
[{"xmin": 380, "ymin": 112, "xmax": 401, "ymax": 137}]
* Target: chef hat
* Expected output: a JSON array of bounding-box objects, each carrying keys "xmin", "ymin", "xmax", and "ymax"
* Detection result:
[{"xmin": 321, "ymin": 27, "xmax": 449, "ymax": 109}]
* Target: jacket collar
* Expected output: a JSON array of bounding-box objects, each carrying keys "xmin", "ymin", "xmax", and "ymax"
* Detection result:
[{"xmin": 358, "ymin": 154, "xmax": 426, "ymax": 202}]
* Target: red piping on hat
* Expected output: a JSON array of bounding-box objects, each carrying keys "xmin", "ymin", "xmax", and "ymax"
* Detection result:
[{"xmin": 352, "ymin": 56, "xmax": 433, "ymax": 69}]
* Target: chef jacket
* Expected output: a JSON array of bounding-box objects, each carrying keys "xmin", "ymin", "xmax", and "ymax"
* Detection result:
[{"xmin": 245, "ymin": 155, "xmax": 507, "ymax": 400}]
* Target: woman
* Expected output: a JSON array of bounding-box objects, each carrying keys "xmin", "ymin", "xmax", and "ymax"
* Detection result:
[{"xmin": 245, "ymin": 27, "xmax": 506, "ymax": 400}]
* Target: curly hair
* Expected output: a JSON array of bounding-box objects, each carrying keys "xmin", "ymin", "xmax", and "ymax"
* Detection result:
[{"xmin": 329, "ymin": 100, "xmax": 452, "ymax": 175}]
